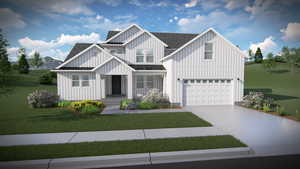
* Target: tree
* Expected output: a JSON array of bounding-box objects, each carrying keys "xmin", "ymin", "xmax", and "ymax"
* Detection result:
[
  {"xmin": 262, "ymin": 53, "xmax": 277, "ymax": 72},
  {"xmin": 254, "ymin": 47, "xmax": 263, "ymax": 63},
  {"xmin": 0, "ymin": 29, "xmax": 11, "ymax": 74},
  {"xmin": 248, "ymin": 49, "xmax": 255, "ymax": 62},
  {"xmin": 18, "ymin": 48, "xmax": 29, "ymax": 74},
  {"xmin": 281, "ymin": 47, "xmax": 300, "ymax": 73},
  {"xmin": 30, "ymin": 52, "xmax": 43, "ymax": 69}
]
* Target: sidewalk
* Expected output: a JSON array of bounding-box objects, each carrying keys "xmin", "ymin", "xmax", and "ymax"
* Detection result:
[
  {"xmin": 0, "ymin": 127, "xmax": 228, "ymax": 147},
  {"xmin": 102, "ymin": 105, "xmax": 186, "ymax": 114}
]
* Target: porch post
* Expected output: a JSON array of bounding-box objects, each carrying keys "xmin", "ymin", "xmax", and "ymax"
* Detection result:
[
  {"xmin": 127, "ymin": 72, "xmax": 133, "ymax": 99},
  {"xmin": 162, "ymin": 74, "xmax": 166, "ymax": 95}
]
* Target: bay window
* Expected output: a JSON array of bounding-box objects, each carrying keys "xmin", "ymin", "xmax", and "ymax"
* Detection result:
[{"xmin": 136, "ymin": 76, "xmax": 154, "ymax": 89}]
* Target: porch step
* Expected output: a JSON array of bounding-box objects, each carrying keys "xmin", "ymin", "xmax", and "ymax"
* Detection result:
[{"xmin": 102, "ymin": 97, "xmax": 125, "ymax": 106}]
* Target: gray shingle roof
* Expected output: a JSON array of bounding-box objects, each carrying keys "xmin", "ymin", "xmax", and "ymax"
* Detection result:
[
  {"xmin": 129, "ymin": 64, "xmax": 165, "ymax": 70},
  {"xmin": 58, "ymin": 67, "xmax": 94, "ymax": 70},
  {"xmin": 64, "ymin": 31, "xmax": 198, "ymax": 63},
  {"xmin": 106, "ymin": 31, "xmax": 198, "ymax": 49}
]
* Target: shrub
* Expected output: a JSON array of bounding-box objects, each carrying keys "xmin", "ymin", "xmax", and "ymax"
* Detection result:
[
  {"xmin": 39, "ymin": 73, "xmax": 53, "ymax": 85},
  {"xmin": 70, "ymin": 100, "xmax": 105, "ymax": 114},
  {"xmin": 142, "ymin": 88, "xmax": 170, "ymax": 104},
  {"xmin": 276, "ymin": 106, "xmax": 287, "ymax": 116},
  {"xmin": 80, "ymin": 104, "xmax": 100, "ymax": 115},
  {"xmin": 242, "ymin": 92, "xmax": 277, "ymax": 110},
  {"xmin": 120, "ymin": 99, "xmax": 136, "ymax": 110},
  {"xmin": 27, "ymin": 90, "xmax": 59, "ymax": 108},
  {"xmin": 262, "ymin": 103, "xmax": 271, "ymax": 112},
  {"xmin": 58, "ymin": 100, "xmax": 72, "ymax": 107},
  {"xmin": 138, "ymin": 101, "xmax": 158, "ymax": 110}
]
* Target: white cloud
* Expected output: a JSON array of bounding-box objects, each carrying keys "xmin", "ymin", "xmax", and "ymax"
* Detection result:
[
  {"xmin": 81, "ymin": 15, "xmax": 135, "ymax": 31},
  {"xmin": 114, "ymin": 14, "xmax": 137, "ymax": 21},
  {"xmin": 129, "ymin": 0, "xmax": 171, "ymax": 7},
  {"xmin": 128, "ymin": 0, "xmax": 143, "ymax": 6},
  {"xmin": 12, "ymin": 32, "xmax": 101, "ymax": 61},
  {"xmin": 174, "ymin": 16, "xmax": 178, "ymax": 20},
  {"xmin": 226, "ymin": 27, "xmax": 251, "ymax": 38},
  {"xmin": 177, "ymin": 11, "xmax": 246, "ymax": 32},
  {"xmin": 185, "ymin": 0, "xmax": 198, "ymax": 8},
  {"xmin": 169, "ymin": 19, "xmax": 173, "ymax": 23},
  {"xmin": 7, "ymin": 47, "xmax": 19, "ymax": 61},
  {"xmin": 280, "ymin": 22, "xmax": 300, "ymax": 42},
  {"xmin": 96, "ymin": 15, "xmax": 103, "ymax": 20},
  {"xmin": 97, "ymin": 0, "xmax": 122, "ymax": 7},
  {"xmin": 0, "ymin": 8, "xmax": 26, "ymax": 29},
  {"xmin": 249, "ymin": 36, "xmax": 277, "ymax": 54},
  {"xmin": 225, "ymin": 0, "xmax": 249, "ymax": 10}
]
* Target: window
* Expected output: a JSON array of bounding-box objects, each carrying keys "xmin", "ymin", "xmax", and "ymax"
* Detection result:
[
  {"xmin": 146, "ymin": 50, "xmax": 154, "ymax": 63},
  {"xmin": 136, "ymin": 49, "xmax": 154, "ymax": 63},
  {"xmin": 190, "ymin": 80, "xmax": 195, "ymax": 83},
  {"xmin": 110, "ymin": 48, "xmax": 124, "ymax": 55},
  {"xmin": 136, "ymin": 49, "xmax": 144, "ymax": 63},
  {"xmin": 81, "ymin": 75, "xmax": 89, "ymax": 87},
  {"xmin": 204, "ymin": 43, "xmax": 213, "ymax": 60},
  {"xmin": 72, "ymin": 75, "xmax": 80, "ymax": 87},
  {"xmin": 196, "ymin": 80, "xmax": 201, "ymax": 83},
  {"xmin": 136, "ymin": 76, "xmax": 144, "ymax": 88},
  {"xmin": 184, "ymin": 80, "xmax": 188, "ymax": 84},
  {"xmin": 136, "ymin": 76, "xmax": 154, "ymax": 89},
  {"xmin": 146, "ymin": 76, "xmax": 154, "ymax": 88}
]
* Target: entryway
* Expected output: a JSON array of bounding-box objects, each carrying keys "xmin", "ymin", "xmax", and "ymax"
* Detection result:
[{"xmin": 112, "ymin": 75, "xmax": 121, "ymax": 95}]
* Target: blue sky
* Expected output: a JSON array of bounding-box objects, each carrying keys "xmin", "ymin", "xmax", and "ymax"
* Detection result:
[{"xmin": 1, "ymin": 0, "xmax": 300, "ymax": 61}]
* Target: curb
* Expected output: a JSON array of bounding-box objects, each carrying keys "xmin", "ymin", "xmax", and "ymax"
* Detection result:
[{"xmin": 0, "ymin": 147, "xmax": 253, "ymax": 169}]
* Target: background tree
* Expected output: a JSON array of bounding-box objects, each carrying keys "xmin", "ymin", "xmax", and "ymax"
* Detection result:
[
  {"xmin": 254, "ymin": 47, "xmax": 263, "ymax": 63},
  {"xmin": 248, "ymin": 49, "xmax": 255, "ymax": 62},
  {"xmin": 0, "ymin": 29, "xmax": 11, "ymax": 74},
  {"xmin": 262, "ymin": 53, "xmax": 277, "ymax": 72},
  {"xmin": 30, "ymin": 52, "xmax": 43, "ymax": 69},
  {"xmin": 18, "ymin": 48, "xmax": 29, "ymax": 74},
  {"xmin": 281, "ymin": 47, "xmax": 300, "ymax": 73}
]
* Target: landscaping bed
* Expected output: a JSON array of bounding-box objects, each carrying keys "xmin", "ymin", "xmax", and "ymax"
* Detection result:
[{"xmin": 0, "ymin": 135, "xmax": 246, "ymax": 161}]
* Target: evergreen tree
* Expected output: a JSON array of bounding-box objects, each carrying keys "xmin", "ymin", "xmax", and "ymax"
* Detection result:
[
  {"xmin": 254, "ymin": 47, "xmax": 263, "ymax": 63},
  {"xmin": 18, "ymin": 48, "xmax": 29, "ymax": 74},
  {"xmin": 0, "ymin": 29, "xmax": 11, "ymax": 73},
  {"xmin": 30, "ymin": 52, "xmax": 43, "ymax": 69}
]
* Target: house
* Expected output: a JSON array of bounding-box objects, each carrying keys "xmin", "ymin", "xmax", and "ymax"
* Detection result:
[{"xmin": 53, "ymin": 24, "xmax": 245, "ymax": 106}]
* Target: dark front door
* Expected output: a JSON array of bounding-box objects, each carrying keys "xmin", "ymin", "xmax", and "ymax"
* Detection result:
[{"xmin": 112, "ymin": 75, "xmax": 121, "ymax": 95}]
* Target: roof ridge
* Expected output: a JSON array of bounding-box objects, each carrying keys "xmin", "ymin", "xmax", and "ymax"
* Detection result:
[{"xmin": 108, "ymin": 30, "xmax": 198, "ymax": 35}]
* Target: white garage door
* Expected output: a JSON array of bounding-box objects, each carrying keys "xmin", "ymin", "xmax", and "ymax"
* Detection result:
[{"xmin": 183, "ymin": 79, "xmax": 233, "ymax": 105}]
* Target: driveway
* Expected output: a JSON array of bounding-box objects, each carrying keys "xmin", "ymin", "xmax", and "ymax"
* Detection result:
[{"xmin": 184, "ymin": 105, "xmax": 300, "ymax": 156}]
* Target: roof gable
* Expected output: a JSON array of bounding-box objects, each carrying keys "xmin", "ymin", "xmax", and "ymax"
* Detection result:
[{"xmin": 161, "ymin": 28, "xmax": 247, "ymax": 61}]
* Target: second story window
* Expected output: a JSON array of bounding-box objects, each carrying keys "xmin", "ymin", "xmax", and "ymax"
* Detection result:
[
  {"xmin": 204, "ymin": 43, "xmax": 213, "ymax": 60},
  {"xmin": 136, "ymin": 49, "xmax": 154, "ymax": 63}
]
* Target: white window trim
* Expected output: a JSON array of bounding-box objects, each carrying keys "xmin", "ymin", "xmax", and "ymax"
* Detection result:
[
  {"xmin": 203, "ymin": 42, "xmax": 215, "ymax": 61},
  {"xmin": 136, "ymin": 76, "xmax": 154, "ymax": 89},
  {"xmin": 136, "ymin": 49, "xmax": 154, "ymax": 63},
  {"xmin": 71, "ymin": 74, "xmax": 90, "ymax": 87}
]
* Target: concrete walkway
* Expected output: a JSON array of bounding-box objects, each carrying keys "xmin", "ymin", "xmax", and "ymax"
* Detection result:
[
  {"xmin": 102, "ymin": 105, "xmax": 185, "ymax": 114},
  {"xmin": 0, "ymin": 127, "xmax": 228, "ymax": 147}
]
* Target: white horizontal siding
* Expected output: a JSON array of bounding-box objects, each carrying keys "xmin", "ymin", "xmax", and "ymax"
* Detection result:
[
  {"xmin": 125, "ymin": 33, "xmax": 165, "ymax": 64},
  {"xmin": 64, "ymin": 46, "xmax": 111, "ymax": 67},
  {"xmin": 110, "ymin": 26, "xmax": 141, "ymax": 43},
  {"xmin": 57, "ymin": 72, "xmax": 101, "ymax": 100},
  {"xmin": 169, "ymin": 30, "xmax": 244, "ymax": 104}
]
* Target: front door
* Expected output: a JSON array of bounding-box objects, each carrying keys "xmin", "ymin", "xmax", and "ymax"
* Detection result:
[{"xmin": 112, "ymin": 75, "xmax": 121, "ymax": 95}]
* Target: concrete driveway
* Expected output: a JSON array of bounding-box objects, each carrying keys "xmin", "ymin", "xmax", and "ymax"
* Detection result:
[{"xmin": 184, "ymin": 105, "xmax": 300, "ymax": 156}]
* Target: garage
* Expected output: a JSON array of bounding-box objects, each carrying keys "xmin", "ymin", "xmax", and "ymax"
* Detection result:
[{"xmin": 183, "ymin": 79, "xmax": 233, "ymax": 105}]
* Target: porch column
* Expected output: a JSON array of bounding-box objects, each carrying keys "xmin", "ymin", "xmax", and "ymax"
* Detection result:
[
  {"xmin": 127, "ymin": 72, "xmax": 133, "ymax": 99},
  {"xmin": 162, "ymin": 74, "xmax": 166, "ymax": 95}
]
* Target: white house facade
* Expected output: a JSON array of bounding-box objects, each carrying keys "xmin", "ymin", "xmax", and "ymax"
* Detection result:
[{"xmin": 53, "ymin": 24, "xmax": 245, "ymax": 106}]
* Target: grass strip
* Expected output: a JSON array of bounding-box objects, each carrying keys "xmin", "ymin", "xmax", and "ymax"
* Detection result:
[{"xmin": 0, "ymin": 135, "xmax": 246, "ymax": 161}]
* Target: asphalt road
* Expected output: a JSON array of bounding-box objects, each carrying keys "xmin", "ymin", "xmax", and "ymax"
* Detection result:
[{"xmin": 97, "ymin": 154, "xmax": 300, "ymax": 169}]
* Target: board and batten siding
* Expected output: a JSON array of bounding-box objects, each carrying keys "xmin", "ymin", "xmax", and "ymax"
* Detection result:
[
  {"xmin": 64, "ymin": 46, "xmax": 111, "ymax": 67},
  {"xmin": 110, "ymin": 26, "xmax": 141, "ymax": 43},
  {"xmin": 95, "ymin": 59, "xmax": 132, "ymax": 75},
  {"xmin": 125, "ymin": 33, "xmax": 165, "ymax": 64},
  {"xmin": 57, "ymin": 72, "xmax": 101, "ymax": 100},
  {"xmin": 167, "ymin": 30, "xmax": 244, "ymax": 104}
]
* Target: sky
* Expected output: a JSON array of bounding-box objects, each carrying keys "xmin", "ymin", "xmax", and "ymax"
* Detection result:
[{"xmin": 1, "ymin": 0, "xmax": 300, "ymax": 61}]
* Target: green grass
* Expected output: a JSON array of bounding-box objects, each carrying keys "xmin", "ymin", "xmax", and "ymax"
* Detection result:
[
  {"xmin": 245, "ymin": 63, "xmax": 300, "ymax": 118},
  {"xmin": 0, "ymin": 71, "xmax": 211, "ymax": 135},
  {"xmin": 0, "ymin": 135, "xmax": 246, "ymax": 161}
]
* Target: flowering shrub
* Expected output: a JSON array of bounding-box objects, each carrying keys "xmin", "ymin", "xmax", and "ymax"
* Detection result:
[
  {"xmin": 70, "ymin": 100, "xmax": 105, "ymax": 115},
  {"xmin": 242, "ymin": 92, "xmax": 277, "ymax": 111},
  {"xmin": 27, "ymin": 90, "xmax": 59, "ymax": 108},
  {"xmin": 142, "ymin": 89, "xmax": 170, "ymax": 104}
]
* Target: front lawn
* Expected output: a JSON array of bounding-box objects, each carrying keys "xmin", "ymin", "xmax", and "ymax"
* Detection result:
[
  {"xmin": 245, "ymin": 63, "xmax": 300, "ymax": 119},
  {"xmin": 0, "ymin": 135, "xmax": 246, "ymax": 161},
  {"xmin": 0, "ymin": 71, "xmax": 210, "ymax": 135}
]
